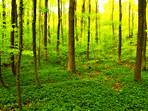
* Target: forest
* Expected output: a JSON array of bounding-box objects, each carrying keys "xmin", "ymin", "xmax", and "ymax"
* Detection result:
[{"xmin": 0, "ymin": 0, "xmax": 147, "ymax": 110}]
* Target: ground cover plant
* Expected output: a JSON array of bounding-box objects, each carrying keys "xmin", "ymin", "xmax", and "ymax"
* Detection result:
[{"xmin": 0, "ymin": 0, "xmax": 148, "ymax": 110}]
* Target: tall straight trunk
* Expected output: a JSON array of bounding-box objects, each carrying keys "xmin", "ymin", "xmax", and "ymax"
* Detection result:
[
  {"xmin": 38, "ymin": 0, "xmax": 41, "ymax": 66},
  {"xmin": 2, "ymin": 0, "xmax": 6, "ymax": 38},
  {"xmin": 57, "ymin": 0, "xmax": 61, "ymax": 55},
  {"xmin": 48, "ymin": 4, "xmax": 51, "ymax": 44},
  {"xmin": 10, "ymin": 0, "xmax": 17, "ymax": 75},
  {"xmin": 131, "ymin": 4, "xmax": 134, "ymax": 38},
  {"xmin": 79, "ymin": 0, "xmax": 85, "ymax": 45},
  {"xmin": 0, "ymin": 52, "xmax": 9, "ymax": 88},
  {"xmin": 61, "ymin": 0, "xmax": 64, "ymax": 44},
  {"xmin": 87, "ymin": 0, "xmax": 91, "ymax": 61},
  {"xmin": 74, "ymin": 0, "xmax": 78, "ymax": 41},
  {"xmin": 142, "ymin": 1, "xmax": 147, "ymax": 70},
  {"xmin": 68, "ymin": 0, "xmax": 75, "ymax": 73},
  {"xmin": 95, "ymin": 0, "xmax": 98, "ymax": 44},
  {"xmin": 32, "ymin": 0, "xmax": 40, "ymax": 86},
  {"xmin": 16, "ymin": 0, "xmax": 23, "ymax": 110},
  {"xmin": 112, "ymin": 0, "xmax": 115, "ymax": 39},
  {"xmin": 118, "ymin": 0, "xmax": 122, "ymax": 63},
  {"xmin": 15, "ymin": 4, "xmax": 18, "ymax": 38},
  {"xmin": 44, "ymin": 0, "xmax": 48, "ymax": 60},
  {"xmin": 134, "ymin": 0, "xmax": 146, "ymax": 82},
  {"xmin": 129, "ymin": 0, "xmax": 131, "ymax": 39}
]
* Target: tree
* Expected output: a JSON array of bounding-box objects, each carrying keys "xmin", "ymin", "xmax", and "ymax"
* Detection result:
[
  {"xmin": 134, "ymin": 0, "xmax": 146, "ymax": 82},
  {"xmin": 2, "ymin": 0, "xmax": 6, "ymax": 38},
  {"xmin": 38, "ymin": 0, "xmax": 41, "ymax": 66},
  {"xmin": 57, "ymin": 0, "xmax": 61, "ymax": 55},
  {"xmin": 0, "ymin": 53, "xmax": 9, "ymax": 88},
  {"xmin": 74, "ymin": 0, "xmax": 78, "ymax": 41},
  {"xmin": 79, "ymin": 0, "xmax": 85, "ymax": 45},
  {"xmin": 129, "ymin": 0, "xmax": 131, "ymax": 39},
  {"xmin": 16, "ymin": 0, "xmax": 23, "ymax": 110},
  {"xmin": 60, "ymin": 0, "xmax": 64, "ymax": 44},
  {"xmin": 32, "ymin": 0, "xmax": 40, "ymax": 86},
  {"xmin": 142, "ymin": 2, "xmax": 147, "ymax": 70},
  {"xmin": 118, "ymin": 0, "xmax": 122, "ymax": 63},
  {"xmin": 112, "ymin": 0, "xmax": 115, "ymax": 39},
  {"xmin": 68, "ymin": 0, "xmax": 75, "ymax": 73},
  {"xmin": 10, "ymin": 0, "xmax": 17, "ymax": 75},
  {"xmin": 44, "ymin": 0, "xmax": 48, "ymax": 60},
  {"xmin": 87, "ymin": 0, "xmax": 91, "ymax": 61},
  {"xmin": 95, "ymin": 0, "xmax": 98, "ymax": 44}
]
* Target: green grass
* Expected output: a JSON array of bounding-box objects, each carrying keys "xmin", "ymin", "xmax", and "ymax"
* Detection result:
[{"xmin": 0, "ymin": 44, "xmax": 148, "ymax": 111}]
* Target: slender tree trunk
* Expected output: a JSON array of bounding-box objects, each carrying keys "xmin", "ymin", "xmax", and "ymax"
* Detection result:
[
  {"xmin": 60, "ymin": 0, "xmax": 64, "ymax": 44},
  {"xmin": 16, "ymin": 0, "xmax": 23, "ymax": 110},
  {"xmin": 95, "ymin": 0, "xmax": 98, "ymax": 44},
  {"xmin": 142, "ymin": 1, "xmax": 147, "ymax": 70},
  {"xmin": 131, "ymin": 3, "xmax": 134, "ymax": 38},
  {"xmin": 33, "ymin": 0, "xmax": 40, "ymax": 86},
  {"xmin": 48, "ymin": 4, "xmax": 51, "ymax": 44},
  {"xmin": 79, "ymin": 0, "xmax": 85, "ymax": 46},
  {"xmin": 57, "ymin": 0, "xmax": 61, "ymax": 55},
  {"xmin": 15, "ymin": 4, "xmax": 18, "ymax": 38},
  {"xmin": 129, "ymin": 0, "xmax": 131, "ymax": 39},
  {"xmin": 118, "ymin": 0, "xmax": 122, "ymax": 63},
  {"xmin": 10, "ymin": 0, "xmax": 17, "ymax": 75},
  {"xmin": 112, "ymin": 0, "xmax": 115, "ymax": 39},
  {"xmin": 2, "ymin": 0, "xmax": 6, "ymax": 38},
  {"xmin": 74, "ymin": 0, "xmax": 78, "ymax": 41},
  {"xmin": 87, "ymin": 0, "xmax": 91, "ymax": 61},
  {"xmin": 38, "ymin": 0, "xmax": 41, "ymax": 66},
  {"xmin": 0, "ymin": 52, "xmax": 9, "ymax": 88},
  {"xmin": 68, "ymin": 0, "xmax": 75, "ymax": 73},
  {"xmin": 134, "ymin": 0, "xmax": 146, "ymax": 82},
  {"xmin": 44, "ymin": 0, "xmax": 48, "ymax": 60}
]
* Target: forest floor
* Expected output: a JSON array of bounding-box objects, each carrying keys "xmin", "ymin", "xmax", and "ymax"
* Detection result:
[{"xmin": 0, "ymin": 48, "xmax": 148, "ymax": 111}]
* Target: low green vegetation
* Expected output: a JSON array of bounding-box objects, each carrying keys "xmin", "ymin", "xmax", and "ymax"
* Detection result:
[{"xmin": 0, "ymin": 44, "xmax": 147, "ymax": 111}]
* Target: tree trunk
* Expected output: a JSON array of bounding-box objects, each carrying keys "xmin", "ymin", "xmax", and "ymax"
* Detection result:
[
  {"xmin": 10, "ymin": 0, "xmax": 17, "ymax": 75},
  {"xmin": 48, "ymin": 4, "xmax": 51, "ymax": 44},
  {"xmin": 129, "ymin": 0, "xmax": 131, "ymax": 39},
  {"xmin": 142, "ymin": 1, "xmax": 147, "ymax": 70},
  {"xmin": 79, "ymin": 0, "xmax": 85, "ymax": 46},
  {"xmin": 118, "ymin": 0, "xmax": 122, "ymax": 63},
  {"xmin": 0, "ymin": 52, "xmax": 9, "ymax": 88},
  {"xmin": 112, "ymin": 0, "xmax": 115, "ymax": 39},
  {"xmin": 57, "ymin": 0, "xmax": 61, "ymax": 55},
  {"xmin": 134, "ymin": 0, "xmax": 146, "ymax": 82},
  {"xmin": 87, "ymin": 0, "xmax": 91, "ymax": 61},
  {"xmin": 16, "ymin": 0, "xmax": 23, "ymax": 110},
  {"xmin": 38, "ymin": 0, "xmax": 41, "ymax": 66},
  {"xmin": 74, "ymin": 0, "xmax": 78, "ymax": 41},
  {"xmin": 2, "ymin": 0, "xmax": 6, "ymax": 38},
  {"xmin": 68, "ymin": 0, "xmax": 75, "ymax": 73},
  {"xmin": 61, "ymin": 0, "xmax": 64, "ymax": 44},
  {"xmin": 33, "ymin": 0, "xmax": 40, "ymax": 86},
  {"xmin": 131, "ymin": 3, "xmax": 134, "ymax": 38},
  {"xmin": 44, "ymin": 0, "xmax": 48, "ymax": 60},
  {"xmin": 95, "ymin": 0, "xmax": 98, "ymax": 44}
]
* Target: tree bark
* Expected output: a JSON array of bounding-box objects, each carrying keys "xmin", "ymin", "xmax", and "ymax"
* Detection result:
[
  {"xmin": 33, "ymin": 0, "xmax": 40, "ymax": 86},
  {"xmin": 16, "ymin": 0, "xmax": 23, "ymax": 110},
  {"xmin": 112, "ymin": 0, "xmax": 115, "ymax": 39},
  {"xmin": 87, "ymin": 0, "xmax": 91, "ymax": 61},
  {"xmin": 142, "ymin": 1, "xmax": 147, "ymax": 70},
  {"xmin": 68, "ymin": 0, "xmax": 75, "ymax": 73},
  {"xmin": 129, "ymin": 0, "xmax": 131, "ymax": 39},
  {"xmin": 0, "ymin": 52, "xmax": 9, "ymax": 88},
  {"xmin": 57, "ymin": 0, "xmax": 61, "ymax": 55},
  {"xmin": 38, "ymin": 0, "xmax": 41, "ymax": 66},
  {"xmin": 134, "ymin": 0, "xmax": 146, "ymax": 82},
  {"xmin": 44, "ymin": 0, "xmax": 48, "ymax": 60},
  {"xmin": 118, "ymin": 0, "xmax": 122, "ymax": 63},
  {"xmin": 10, "ymin": 0, "xmax": 17, "ymax": 75},
  {"xmin": 74, "ymin": 0, "xmax": 78, "ymax": 41},
  {"xmin": 79, "ymin": 0, "xmax": 85, "ymax": 46},
  {"xmin": 95, "ymin": 0, "xmax": 98, "ymax": 44},
  {"xmin": 2, "ymin": 0, "xmax": 6, "ymax": 38},
  {"xmin": 60, "ymin": 0, "xmax": 64, "ymax": 44}
]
